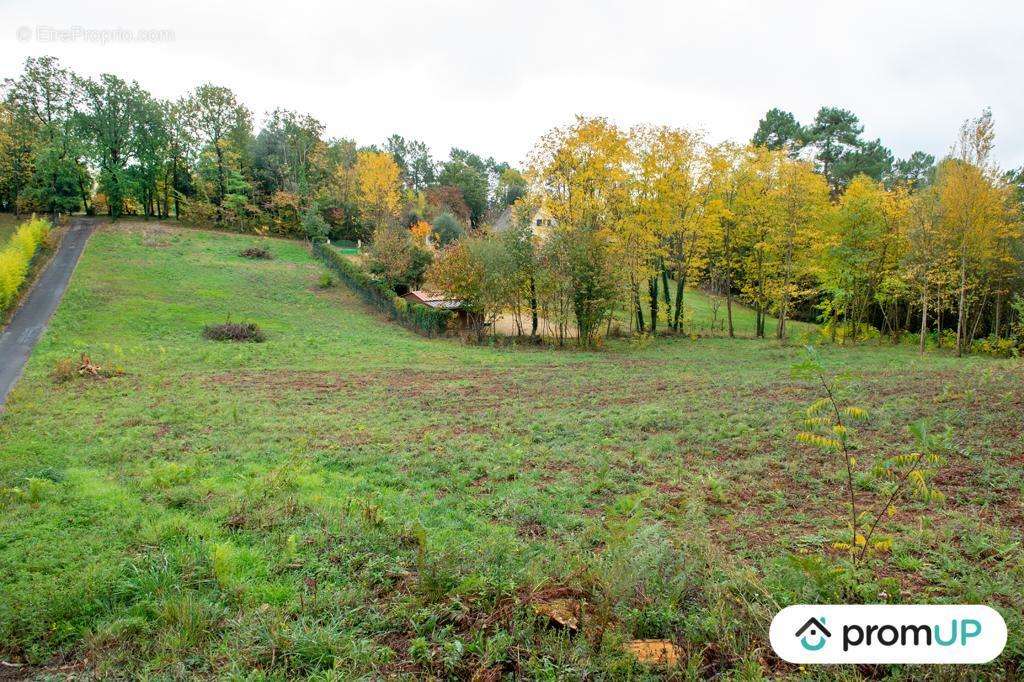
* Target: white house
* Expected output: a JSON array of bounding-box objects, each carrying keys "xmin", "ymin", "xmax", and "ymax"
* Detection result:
[{"xmin": 489, "ymin": 204, "xmax": 556, "ymax": 238}]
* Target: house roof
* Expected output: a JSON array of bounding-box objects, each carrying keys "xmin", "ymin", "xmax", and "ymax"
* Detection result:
[
  {"xmin": 489, "ymin": 205, "xmax": 554, "ymax": 234},
  {"xmin": 403, "ymin": 290, "xmax": 464, "ymax": 310}
]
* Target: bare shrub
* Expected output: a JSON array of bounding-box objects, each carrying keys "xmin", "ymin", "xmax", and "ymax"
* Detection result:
[
  {"xmin": 240, "ymin": 246, "xmax": 272, "ymax": 260},
  {"xmin": 202, "ymin": 322, "xmax": 266, "ymax": 343}
]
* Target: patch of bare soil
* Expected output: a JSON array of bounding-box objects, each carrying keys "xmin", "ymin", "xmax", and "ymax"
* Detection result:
[{"xmin": 205, "ymin": 365, "xmax": 609, "ymax": 411}]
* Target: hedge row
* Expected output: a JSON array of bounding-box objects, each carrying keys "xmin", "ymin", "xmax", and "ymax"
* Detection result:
[
  {"xmin": 0, "ymin": 216, "xmax": 50, "ymax": 313},
  {"xmin": 312, "ymin": 242, "xmax": 453, "ymax": 337}
]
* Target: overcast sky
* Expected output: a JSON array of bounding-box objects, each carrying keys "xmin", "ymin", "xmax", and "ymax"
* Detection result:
[{"xmin": 2, "ymin": 0, "xmax": 1021, "ymax": 170}]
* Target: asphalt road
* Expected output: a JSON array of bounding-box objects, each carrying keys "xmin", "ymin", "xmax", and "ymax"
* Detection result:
[{"xmin": 0, "ymin": 218, "xmax": 95, "ymax": 408}]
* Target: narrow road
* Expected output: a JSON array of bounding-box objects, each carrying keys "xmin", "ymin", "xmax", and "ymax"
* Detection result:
[{"xmin": 0, "ymin": 218, "xmax": 96, "ymax": 408}]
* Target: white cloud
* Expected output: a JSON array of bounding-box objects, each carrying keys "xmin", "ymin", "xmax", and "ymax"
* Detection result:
[{"xmin": 1, "ymin": 0, "xmax": 1021, "ymax": 169}]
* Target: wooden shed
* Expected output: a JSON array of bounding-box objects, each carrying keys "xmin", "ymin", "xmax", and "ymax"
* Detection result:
[{"xmin": 402, "ymin": 290, "xmax": 482, "ymax": 331}]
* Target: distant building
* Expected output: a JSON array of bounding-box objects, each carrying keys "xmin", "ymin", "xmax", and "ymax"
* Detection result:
[{"xmin": 489, "ymin": 204, "xmax": 555, "ymax": 238}]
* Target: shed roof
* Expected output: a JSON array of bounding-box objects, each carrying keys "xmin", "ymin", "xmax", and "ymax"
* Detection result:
[{"xmin": 403, "ymin": 290, "xmax": 464, "ymax": 310}]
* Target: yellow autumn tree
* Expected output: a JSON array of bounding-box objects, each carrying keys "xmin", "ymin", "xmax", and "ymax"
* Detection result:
[
  {"xmin": 527, "ymin": 116, "xmax": 629, "ymax": 341},
  {"xmin": 633, "ymin": 128, "xmax": 717, "ymax": 332},
  {"xmin": 629, "ymin": 125, "xmax": 714, "ymax": 333},
  {"xmin": 771, "ymin": 156, "xmax": 831, "ymax": 338},
  {"xmin": 733, "ymin": 147, "xmax": 783, "ymax": 338},
  {"xmin": 355, "ymin": 150, "xmax": 402, "ymax": 233},
  {"xmin": 903, "ymin": 184, "xmax": 955, "ymax": 352},
  {"xmin": 625, "ymin": 125, "xmax": 669, "ymax": 332},
  {"xmin": 704, "ymin": 142, "xmax": 749, "ymax": 337},
  {"xmin": 937, "ymin": 109, "xmax": 1020, "ymax": 355},
  {"xmin": 527, "ymin": 115, "xmax": 632, "ymax": 233}
]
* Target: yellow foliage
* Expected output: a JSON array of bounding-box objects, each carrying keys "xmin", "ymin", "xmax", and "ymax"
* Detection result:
[
  {"xmin": 527, "ymin": 116, "xmax": 632, "ymax": 234},
  {"xmin": 800, "ymin": 416, "xmax": 830, "ymax": 429},
  {"xmin": 0, "ymin": 216, "xmax": 49, "ymax": 311},
  {"xmin": 805, "ymin": 398, "xmax": 831, "ymax": 416},
  {"xmin": 354, "ymin": 151, "xmax": 402, "ymax": 231},
  {"xmin": 409, "ymin": 220, "xmax": 432, "ymax": 243},
  {"xmin": 796, "ymin": 432, "xmax": 841, "ymax": 450}
]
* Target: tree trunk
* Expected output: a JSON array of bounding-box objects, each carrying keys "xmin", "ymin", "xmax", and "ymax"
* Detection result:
[
  {"xmin": 726, "ymin": 292, "xmax": 734, "ymax": 338},
  {"xmin": 635, "ymin": 295, "xmax": 645, "ymax": 333},
  {"xmin": 214, "ymin": 141, "xmax": 226, "ymax": 222},
  {"xmin": 77, "ymin": 175, "xmax": 91, "ymax": 215},
  {"xmin": 968, "ymin": 293, "xmax": 988, "ymax": 348},
  {"xmin": 529, "ymin": 276, "xmax": 538, "ymax": 337},
  {"xmin": 660, "ymin": 261, "xmax": 671, "ymax": 323},
  {"xmin": 776, "ymin": 290, "xmax": 788, "ymax": 340},
  {"xmin": 956, "ymin": 247, "xmax": 967, "ymax": 357},
  {"xmin": 994, "ymin": 294, "xmax": 1002, "ymax": 339},
  {"xmin": 724, "ymin": 223, "xmax": 734, "ymax": 338},
  {"xmin": 755, "ymin": 249, "xmax": 765, "ymax": 338},
  {"xmin": 919, "ymin": 286, "xmax": 928, "ymax": 354},
  {"xmin": 172, "ymin": 156, "xmax": 181, "ymax": 220},
  {"xmin": 673, "ymin": 272, "xmax": 686, "ymax": 332},
  {"xmin": 648, "ymin": 276, "xmax": 658, "ymax": 335}
]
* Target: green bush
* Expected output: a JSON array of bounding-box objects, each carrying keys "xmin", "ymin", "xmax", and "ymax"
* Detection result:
[
  {"xmin": 431, "ymin": 212, "xmax": 465, "ymax": 246},
  {"xmin": 301, "ymin": 207, "xmax": 330, "ymax": 243},
  {"xmin": 0, "ymin": 216, "xmax": 50, "ymax": 313},
  {"xmin": 312, "ymin": 242, "xmax": 453, "ymax": 337},
  {"xmin": 971, "ymin": 335, "xmax": 1021, "ymax": 358}
]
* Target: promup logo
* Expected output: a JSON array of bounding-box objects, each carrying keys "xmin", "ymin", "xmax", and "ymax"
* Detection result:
[
  {"xmin": 770, "ymin": 605, "xmax": 1007, "ymax": 664},
  {"xmin": 795, "ymin": 617, "xmax": 831, "ymax": 651}
]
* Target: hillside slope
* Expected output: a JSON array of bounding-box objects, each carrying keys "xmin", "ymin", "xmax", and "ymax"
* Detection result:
[{"xmin": 0, "ymin": 221, "xmax": 1020, "ymax": 678}]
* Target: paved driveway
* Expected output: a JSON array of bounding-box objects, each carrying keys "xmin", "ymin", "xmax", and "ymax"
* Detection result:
[{"xmin": 0, "ymin": 218, "xmax": 95, "ymax": 408}]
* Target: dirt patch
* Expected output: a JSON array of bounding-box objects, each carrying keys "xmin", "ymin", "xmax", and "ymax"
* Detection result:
[{"xmin": 516, "ymin": 520, "xmax": 548, "ymax": 540}]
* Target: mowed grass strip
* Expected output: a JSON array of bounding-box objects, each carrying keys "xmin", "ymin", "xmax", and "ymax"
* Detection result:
[{"xmin": 0, "ymin": 221, "xmax": 1021, "ymax": 678}]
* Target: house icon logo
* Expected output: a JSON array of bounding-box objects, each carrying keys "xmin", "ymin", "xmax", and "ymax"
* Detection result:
[{"xmin": 795, "ymin": 617, "xmax": 831, "ymax": 651}]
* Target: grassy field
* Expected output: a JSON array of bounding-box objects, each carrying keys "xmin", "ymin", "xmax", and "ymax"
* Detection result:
[{"xmin": 1, "ymin": 221, "xmax": 1021, "ymax": 679}]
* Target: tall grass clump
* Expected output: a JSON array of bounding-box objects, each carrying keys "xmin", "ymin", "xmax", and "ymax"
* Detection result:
[{"xmin": 0, "ymin": 216, "xmax": 50, "ymax": 313}]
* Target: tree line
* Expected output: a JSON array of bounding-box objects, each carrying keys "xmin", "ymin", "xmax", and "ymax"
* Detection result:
[
  {"xmin": 0, "ymin": 56, "xmax": 526, "ymax": 242},
  {"xmin": 2, "ymin": 56, "xmax": 1020, "ymax": 355},
  {"xmin": 428, "ymin": 112, "xmax": 1023, "ymax": 354}
]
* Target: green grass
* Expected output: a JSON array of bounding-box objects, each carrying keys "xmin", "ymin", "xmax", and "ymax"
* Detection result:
[
  {"xmin": 1, "ymin": 221, "xmax": 1021, "ymax": 678},
  {"xmin": 656, "ymin": 282, "xmax": 819, "ymax": 339}
]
